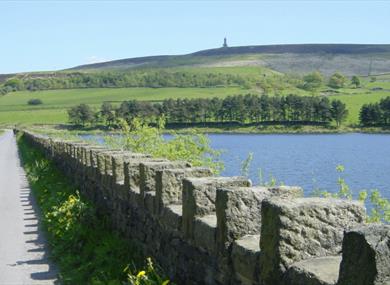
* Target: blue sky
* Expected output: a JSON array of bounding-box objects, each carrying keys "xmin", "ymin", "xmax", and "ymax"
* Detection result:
[{"xmin": 0, "ymin": 0, "xmax": 389, "ymax": 73}]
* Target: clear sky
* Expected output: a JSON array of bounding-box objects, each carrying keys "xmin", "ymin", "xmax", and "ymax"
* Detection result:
[{"xmin": 0, "ymin": 0, "xmax": 389, "ymax": 74}]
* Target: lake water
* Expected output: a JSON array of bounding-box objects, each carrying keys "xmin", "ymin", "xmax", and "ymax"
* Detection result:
[{"xmin": 81, "ymin": 133, "xmax": 390, "ymax": 200}]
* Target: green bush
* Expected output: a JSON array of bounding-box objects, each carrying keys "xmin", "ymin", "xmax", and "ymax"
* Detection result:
[
  {"xmin": 27, "ymin": 98, "xmax": 43, "ymax": 105},
  {"xmin": 105, "ymin": 117, "xmax": 224, "ymax": 174}
]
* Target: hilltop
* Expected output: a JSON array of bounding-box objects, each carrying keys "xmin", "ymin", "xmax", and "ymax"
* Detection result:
[{"xmin": 69, "ymin": 43, "xmax": 390, "ymax": 76}]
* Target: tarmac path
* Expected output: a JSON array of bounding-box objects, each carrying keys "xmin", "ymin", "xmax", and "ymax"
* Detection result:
[{"xmin": 0, "ymin": 130, "xmax": 58, "ymax": 284}]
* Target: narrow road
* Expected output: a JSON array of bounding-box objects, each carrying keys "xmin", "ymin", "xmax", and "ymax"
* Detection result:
[{"xmin": 0, "ymin": 130, "xmax": 58, "ymax": 285}]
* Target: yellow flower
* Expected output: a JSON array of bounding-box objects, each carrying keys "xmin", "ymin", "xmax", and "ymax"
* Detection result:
[
  {"xmin": 162, "ymin": 280, "xmax": 170, "ymax": 285},
  {"xmin": 136, "ymin": 270, "xmax": 146, "ymax": 278}
]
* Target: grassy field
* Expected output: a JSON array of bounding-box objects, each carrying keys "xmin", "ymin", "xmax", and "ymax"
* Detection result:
[
  {"xmin": 1, "ymin": 85, "xmax": 390, "ymax": 126},
  {"xmin": 1, "ymin": 67, "xmax": 390, "ymax": 127},
  {"xmin": 0, "ymin": 87, "xmax": 245, "ymax": 124}
]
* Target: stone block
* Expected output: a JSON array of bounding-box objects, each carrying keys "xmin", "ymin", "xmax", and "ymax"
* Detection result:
[
  {"xmin": 260, "ymin": 197, "xmax": 365, "ymax": 285},
  {"xmin": 194, "ymin": 214, "xmax": 217, "ymax": 253},
  {"xmin": 182, "ymin": 176, "xmax": 251, "ymax": 239},
  {"xmin": 124, "ymin": 157, "xmax": 165, "ymax": 193},
  {"xmin": 216, "ymin": 186, "xmax": 303, "ymax": 251},
  {"xmin": 144, "ymin": 191, "xmax": 156, "ymax": 215},
  {"xmin": 338, "ymin": 224, "xmax": 390, "ymax": 285},
  {"xmin": 232, "ymin": 234, "xmax": 261, "ymax": 285},
  {"xmin": 160, "ymin": 204, "xmax": 183, "ymax": 233},
  {"xmin": 139, "ymin": 161, "xmax": 191, "ymax": 196},
  {"xmin": 155, "ymin": 167, "xmax": 212, "ymax": 214},
  {"xmin": 284, "ymin": 256, "xmax": 341, "ymax": 285}
]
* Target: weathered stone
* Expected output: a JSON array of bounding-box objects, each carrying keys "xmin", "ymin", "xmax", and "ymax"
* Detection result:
[
  {"xmin": 155, "ymin": 167, "xmax": 212, "ymax": 213},
  {"xmin": 144, "ymin": 191, "xmax": 156, "ymax": 215},
  {"xmin": 260, "ymin": 197, "xmax": 365, "ymax": 285},
  {"xmin": 160, "ymin": 204, "xmax": 182, "ymax": 233},
  {"xmin": 232, "ymin": 234, "xmax": 261, "ymax": 285},
  {"xmin": 338, "ymin": 224, "xmax": 390, "ymax": 285},
  {"xmin": 111, "ymin": 152, "xmax": 148, "ymax": 183},
  {"xmin": 284, "ymin": 256, "xmax": 341, "ymax": 285},
  {"xmin": 139, "ymin": 161, "xmax": 191, "ymax": 196},
  {"xmin": 182, "ymin": 176, "xmax": 251, "ymax": 239},
  {"xmin": 216, "ymin": 186, "xmax": 303, "ymax": 250},
  {"xmin": 124, "ymin": 158, "xmax": 166, "ymax": 193},
  {"xmin": 194, "ymin": 214, "xmax": 217, "ymax": 252}
]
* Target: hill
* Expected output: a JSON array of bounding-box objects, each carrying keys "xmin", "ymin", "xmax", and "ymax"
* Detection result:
[{"xmin": 70, "ymin": 44, "xmax": 390, "ymax": 76}]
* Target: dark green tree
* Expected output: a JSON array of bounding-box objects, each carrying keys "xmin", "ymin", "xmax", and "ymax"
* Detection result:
[
  {"xmin": 68, "ymin": 104, "xmax": 95, "ymax": 126},
  {"xmin": 100, "ymin": 102, "xmax": 116, "ymax": 126},
  {"xmin": 331, "ymin": 100, "xmax": 348, "ymax": 127},
  {"xmin": 351, "ymin": 76, "xmax": 361, "ymax": 88}
]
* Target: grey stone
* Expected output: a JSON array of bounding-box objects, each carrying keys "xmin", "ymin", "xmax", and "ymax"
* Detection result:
[
  {"xmin": 260, "ymin": 197, "xmax": 365, "ymax": 285},
  {"xmin": 338, "ymin": 224, "xmax": 390, "ymax": 285},
  {"xmin": 284, "ymin": 256, "xmax": 341, "ymax": 285},
  {"xmin": 194, "ymin": 214, "xmax": 217, "ymax": 252},
  {"xmin": 160, "ymin": 204, "xmax": 182, "ymax": 233},
  {"xmin": 139, "ymin": 161, "xmax": 191, "ymax": 196},
  {"xmin": 144, "ymin": 191, "xmax": 156, "ymax": 215},
  {"xmin": 124, "ymin": 158, "xmax": 167, "ymax": 193},
  {"xmin": 182, "ymin": 176, "xmax": 251, "ymax": 239},
  {"xmin": 232, "ymin": 234, "xmax": 261, "ymax": 284},
  {"xmin": 155, "ymin": 167, "xmax": 212, "ymax": 213},
  {"xmin": 216, "ymin": 186, "xmax": 303, "ymax": 250}
]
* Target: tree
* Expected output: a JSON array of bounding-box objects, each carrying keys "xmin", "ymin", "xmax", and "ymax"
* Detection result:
[
  {"xmin": 351, "ymin": 76, "xmax": 361, "ymax": 88},
  {"xmin": 100, "ymin": 102, "xmax": 116, "ymax": 126},
  {"xmin": 360, "ymin": 104, "xmax": 382, "ymax": 126},
  {"xmin": 379, "ymin": 97, "xmax": 390, "ymax": 124},
  {"xmin": 331, "ymin": 100, "xmax": 348, "ymax": 127},
  {"xmin": 301, "ymin": 71, "xmax": 323, "ymax": 91},
  {"xmin": 68, "ymin": 104, "xmax": 95, "ymax": 126},
  {"xmin": 328, "ymin": 72, "xmax": 347, "ymax": 89}
]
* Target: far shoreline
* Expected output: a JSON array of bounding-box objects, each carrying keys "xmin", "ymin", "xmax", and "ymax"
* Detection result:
[{"xmin": 12, "ymin": 124, "xmax": 390, "ymax": 136}]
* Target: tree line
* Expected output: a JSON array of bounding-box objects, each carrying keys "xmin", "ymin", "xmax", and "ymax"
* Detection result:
[
  {"xmin": 0, "ymin": 71, "xmax": 249, "ymax": 95},
  {"xmin": 68, "ymin": 94, "xmax": 349, "ymax": 127},
  {"xmin": 1, "ymin": 70, "xmax": 364, "ymax": 97},
  {"xmin": 360, "ymin": 97, "xmax": 390, "ymax": 126}
]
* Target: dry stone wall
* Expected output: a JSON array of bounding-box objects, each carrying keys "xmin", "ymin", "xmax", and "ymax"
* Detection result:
[{"xmin": 18, "ymin": 130, "xmax": 390, "ymax": 285}]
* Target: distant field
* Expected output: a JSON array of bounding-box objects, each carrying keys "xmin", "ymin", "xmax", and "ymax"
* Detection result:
[
  {"xmin": 0, "ymin": 87, "xmax": 245, "ymax": 124},
  {"xmin": 1, "ymin": 76, "xmax": 390, "ymax": 125}
]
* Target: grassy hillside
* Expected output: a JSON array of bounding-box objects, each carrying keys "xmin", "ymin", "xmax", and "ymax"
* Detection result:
[
  {"xmin": 1, "ymin": 44, "xmax": 390, "ymax": 128},
  {"xmin": 70, "ymin": 44, "xmax": 390, "ymax": 76}
]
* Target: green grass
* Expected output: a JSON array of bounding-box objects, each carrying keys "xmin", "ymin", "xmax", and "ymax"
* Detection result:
[
  {"xmin": 335, "ymin": 91, "xmax": 390, "ymax": 124},
  {"xmin": 2, "ymin": 85, "xmax": 390, "ymax": 126},
  {"xmin": 0, "ymin": 87, "xmax": 244, "ymax": 124}
]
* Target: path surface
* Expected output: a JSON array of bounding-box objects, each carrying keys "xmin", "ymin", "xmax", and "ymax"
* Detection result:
[{"xmin": 0, "ymin": 130, "xmax": 58, "ymax": 285}]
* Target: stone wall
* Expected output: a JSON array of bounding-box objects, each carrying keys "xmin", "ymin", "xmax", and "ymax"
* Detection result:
[{"xmin": 18, "ymin": 130, "xmax": 390, "ymax": 285}]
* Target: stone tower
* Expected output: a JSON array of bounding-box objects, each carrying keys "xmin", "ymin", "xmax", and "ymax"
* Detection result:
[{"xmin": 223, "ymin": 37, "xmax": 228, "ymax": 48}]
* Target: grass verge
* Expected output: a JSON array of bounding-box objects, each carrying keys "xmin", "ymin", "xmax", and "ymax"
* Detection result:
[{"xmin": 17, "ymin": 134, "xmax": 169, "ymax": 285}]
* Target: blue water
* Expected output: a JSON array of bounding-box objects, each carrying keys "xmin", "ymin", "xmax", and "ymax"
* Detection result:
[
  {"xmin": 210, "ymin": 133, "xmax": 390, "ymax": 199},
  {"xmin": 81, "ymin": 133, "xmax": 390, "ymax": 199}
]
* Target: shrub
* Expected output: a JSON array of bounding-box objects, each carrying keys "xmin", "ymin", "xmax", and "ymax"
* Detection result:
[
  {"xmin": 328, "ymin": 72, "xmax": 347, "ymax": 89},
  {"xmin": 105, "ymin": 117, "xmax": 224, "ymax": 174},
  {"xmin": 27, "ymin": 98, "xmax": 43, "ymax": 105}
]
